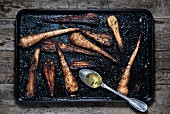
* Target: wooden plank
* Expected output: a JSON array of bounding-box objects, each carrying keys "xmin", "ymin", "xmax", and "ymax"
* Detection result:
[
  {"xmin": 0, "ymin": 51, "xmax": 14, "ymax": 84},
  {"xmin": 155, "ymin": 18, "xmax": 170, "ymax": 51},
  {"xmin": 156, "ymin": 70, "xmax": 170, "ymax": 85},
  {"xmin": 0, "ymin": 19, "xmax": 15, "ymax": 51},
  {"xmin": 0, "ymin": 84, "xmax": 14, "ymax": 100},
  {"xmin": 155, "ymin": 51, "xmax": 170, "ymax": 70},
  {"xmin": 77, "ymin": 0, "xmax": 109, "ymax": 9},
  {"xmin": 0, "ymin": 74, "xmax": 14, "ymax": 84},
  {"xmin": 0, "ymin": 84, "xmax": 169, "ymax": 114},
  {"xmin": 0, "ymin": 18, "xmax": 170, "ymax": 51},
  {"xmin": 0, "ymin": 0, "xmax": 170, "ymax": 18},
  {"xmin": 155, "ymin": 51, "xmax": 170, "ymax": 84},
  {"xmin": 0, "ymin": 62, "xmax": 13, "ymax": 73},
  {"xmin": 108, "ymin": 0, "xmax": 170, "ymax": 18},
  {"xmin": 0, "ymin": 51, "xmax": 170, "ymax": 84},
  {"xmin": 0, "ymin": 0, "xmax": 69, "ymax": 19},
  {"xmin": 0, "ymin": 51, "xmax": 14, "ymax": 62}
]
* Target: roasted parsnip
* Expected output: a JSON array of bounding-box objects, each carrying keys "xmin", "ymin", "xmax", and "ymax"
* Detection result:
[
  {"xmin": 56, "ymin": 44, "xmax": 78, "ymax": 93},
  {"xmin": 20, "ymin": 28, "xmax": 79, "ymax": 48},
  {"xmin": 107, "ymin": 16, "xmax": 123, "ymax": 50},
  {"xmin": 43, "ymin": 13, "xmax": 99, "ymax": 25},
  {"xmin": 70, "ymin": 32, "xmax": 117, "ymax": 63},
  {"xmin": 44, "ymin": 60, "xmax": 55, "ymax": 96},
  {"xmin": 26, "ymin": 48, "xmax": 40, "ymax": 97},
  {"xmin": 117, "ymin": 36, "xmax": 141, "ymax": 95}
]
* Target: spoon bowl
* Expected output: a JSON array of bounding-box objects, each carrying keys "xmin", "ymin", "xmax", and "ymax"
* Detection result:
[
  {"xmin": 79, "ymin": 69, "xmax": 148, "ymax": 112},
  {"xmin": 79, "ymin": 69, "xmax": 102, "ymax": 88}
]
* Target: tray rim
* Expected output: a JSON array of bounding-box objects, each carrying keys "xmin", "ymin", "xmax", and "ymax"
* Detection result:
[{"xmin": 15, "ymin": 9, "xmax": 154, "ymax": 104}]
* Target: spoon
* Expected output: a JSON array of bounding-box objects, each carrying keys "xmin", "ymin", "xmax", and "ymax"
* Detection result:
[{"xmin": 79, "ymin": 69, "xmax": 148, "ymax": 112}]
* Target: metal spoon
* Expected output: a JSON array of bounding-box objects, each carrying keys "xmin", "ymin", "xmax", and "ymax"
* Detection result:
[{"xmin": 79, "ymin": 69, "xmax": 148, "ymax": 112}]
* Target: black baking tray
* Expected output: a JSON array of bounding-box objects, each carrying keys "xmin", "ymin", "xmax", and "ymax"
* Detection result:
[{"xmin": 15, "ymin": 9, "xmax": 154, "ymax": 103}]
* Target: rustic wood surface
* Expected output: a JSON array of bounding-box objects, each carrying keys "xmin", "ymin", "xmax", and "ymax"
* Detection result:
[{"xmin": 0, "ymin": 0, "xmax": 170, "ymax": 114}]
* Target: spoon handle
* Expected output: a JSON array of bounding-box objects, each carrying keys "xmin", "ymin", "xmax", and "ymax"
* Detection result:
[{"xmin": 101, "ymin": 83, "xmax": 148, "ymax": 112}]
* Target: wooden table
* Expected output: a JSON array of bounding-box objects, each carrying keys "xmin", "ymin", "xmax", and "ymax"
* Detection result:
[{"xmin": 0, "ymin": 0, "xmax": 170, "ymax": 114}]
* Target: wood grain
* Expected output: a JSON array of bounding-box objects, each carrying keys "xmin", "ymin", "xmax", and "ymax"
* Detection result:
[
  {"xmin": 156, "ymin": 70, "xmax": 170, "ymax": 85},
  {"xmin": 0, "ymin": 51, "xmax": 14, "ymax": 84},
  {"xmin": 0, "ymin": 0, "xmax": 69, "ymax": 18},
  {"xmin": 155, "ymin": 18, "xmax": 170, "ymax": 51},
  {"xmin": 155, "ymin": 51, "xmax": 170, "ymax": 70},
  {"xmin": 108, "ymin": 0, "xmax": 170, "ymax": 18},
  {"xmin": 77, "ymin": 0, "xmax": 109, "ymax": 9},
  {"xmin": 0, "ymin": 0, "xmax": 170, "ymax": 18},
  {"xmin": 0, "ymin": 19, "xmax": 15, "ymax": 51},
  {"xmin": 0, "ymin": 84, "xmax": 169, "ymax": 114}
]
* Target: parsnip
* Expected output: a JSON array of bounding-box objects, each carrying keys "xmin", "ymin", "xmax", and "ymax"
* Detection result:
[
  {"xmin": 107, "ymin": 16, "xmax": 123, "ymax": 50},
  {"xmin": 70, "ymin": 32, "xmax": 117, "ymax": 63},
  {"xmin": 43, "ymin": 13, "xmax": 99, "ymax": 25},
  {"xmin": 20, "ymin": 28, "xmax": 79, "ymax": 48},
  {"xmin": 56, "ymin": 44, "xmax": 78, "ymax": 93},
  {"xmin": 26, "ymin": 48, "xmax": 40, "ymax": 97},
  {"xmin": 44, "ymin": 60, "xmax": 55, "ymax": 96},
  {"xmin": 117, "ymin": 36, "xmax": 141, "ymax": 95}
]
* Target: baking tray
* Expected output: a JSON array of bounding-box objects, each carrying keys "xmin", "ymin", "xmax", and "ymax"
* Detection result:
[{"xmin": 15, "ymin": 9, "xmax": 154, "ymax": 103}]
